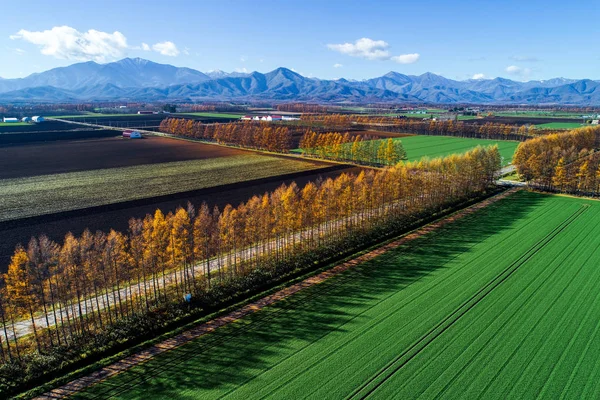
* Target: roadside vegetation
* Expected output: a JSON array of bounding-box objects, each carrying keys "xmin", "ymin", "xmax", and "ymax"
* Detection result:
[
  {"xmin": 74, "ymin": 191, "xmax": 600, "ymax": 400},
  {"xmin": 0, "ymin": 146, "xmax": 501, "ymax": 397}
]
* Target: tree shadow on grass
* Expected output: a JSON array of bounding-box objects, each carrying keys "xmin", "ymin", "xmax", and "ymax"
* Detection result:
[{"xmin": 73, "ymin": 191, "xmax": 548, "ymax": 400}]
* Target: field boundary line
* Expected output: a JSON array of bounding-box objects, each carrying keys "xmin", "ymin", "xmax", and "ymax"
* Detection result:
[
  {"xmin": 33, "ymin": 188, "xmax": 520, "ymax": 400},
  {"xmin": 347, "ymin": 203, "xmax": 589, "ymax": 400}
]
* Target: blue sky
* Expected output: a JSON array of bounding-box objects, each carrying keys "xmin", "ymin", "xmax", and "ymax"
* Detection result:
[{"xmin": 1, "ymin": 0, "xmax": 598, "ymax": 81}]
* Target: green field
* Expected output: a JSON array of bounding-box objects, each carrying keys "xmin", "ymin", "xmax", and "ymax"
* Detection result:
[
  {"xmin": 495, "ymin": 111, "xmax": 587, "ymax": 119},
  {"xmin": 0, "ymin": 154, "xmax": 325, "ymax": 221},
  {"xmin": 179, "ymin": 112, "xmax": 245, "ymax": 118},
  {"xmin": 48, "ymin": 113, "xmax": 146, "ymax": 118},
  {"xmin": 399, "ymin": 135, "xmax": 518, "ymax": 165},
  {"xmin": 535, "ymin": 122, "xmax": 585, "ymax": 130},
  {"xmin": 73, "ymin": 191, "xmax": 600, "ymax": 399},
  {"xmin": 0, "ymin": 122, "xmax": 28, "ymax": 126}
]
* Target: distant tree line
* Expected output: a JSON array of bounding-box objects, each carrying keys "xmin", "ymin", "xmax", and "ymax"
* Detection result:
[
  {"xmin": 299, "ymin": 131, "xmax": 407, "ymax": 166},
  {"xmin": 159, "ymin": 118, "xmax": 293, "ymax": 152},
  {"xmin": 513, "ymin": 126, "xmax": 600, "ymax": 194},
  {"xmin": 0, "ymin": 146, "xmax": 501, "ymax": 396},
  {"xmin": 300, "ymin": 113, "xmax": 537, "ymax": 141}
]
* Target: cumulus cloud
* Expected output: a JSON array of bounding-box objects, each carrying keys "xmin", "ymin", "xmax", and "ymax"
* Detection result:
[
  {"xmin": 234, "ymin": 67, "xmax": 248, "ymax": 73},
  {"xmin": 333, "ymin": 63, "xmax": 343, "ymax": 68},
  {"xmin": 10, "ymin": 26, "xmax": 183, "ymax": 61},
  {"xmin": 472, "ymin": 73, "xmax": 486, "ymax": 80},
  {"xmin": 10, "ymin": 26, "xmax": 128, "ymax": 62},
  {"xmin": 327, "ymin": 38, "xmax": 390, "ymax": 60},
  {"xmin": 391, "ymin": 53, "xmax": 420, "ymax": 64},
  {"xmin": 506, "ymin": 65, "xmax": 531, "ymax": 77},
  {"xmin": 152, "ymin": 41, "xmax": 179, "ymax": 56},
  {"xmin": 327, "ymin": 38, "xmax": 419, "ymax": 64}
]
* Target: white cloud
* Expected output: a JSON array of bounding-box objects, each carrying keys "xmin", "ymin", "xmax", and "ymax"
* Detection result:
[
  {"xmin": 152, "ymin": 41, "xmax": 179, "ymax": 56},
  {"xmin": 472, "ymin": 73, "xmax": 486, "ymax": 80},
  {"xmin": 391, "ymin": 53, "xmax": 420, "ymax": 64},
  {"xmin": 327, "ymin": 38, "xmax": 419, "ymax": 64},
  {"xmin": 183, "ymin": 47, "xmax": 190, "ymax": 56},
  {"xmin": 10, "ymin": 26, "xmax": 128, "ymax": 62},
  {"xmin": 506, "ymin": 65, "xmax": 531, "ymax": 76},
  {"xmin": 240, "ymin": 55, "xmax": 247, "ymax": 62},
  {"xmin": 234, "ymin": 67, "xmax": 248, "ymax": 73},
  {"xmin": 333, "ymin": 63, "xmax": 343, "ymax": 68},
  {"xmin": 327, "ymin": 38, "xmax": 390, "ymax": 60},
  {"xmin": 141, "ymin": 43, "xmax": 150, "ymax": 51}
]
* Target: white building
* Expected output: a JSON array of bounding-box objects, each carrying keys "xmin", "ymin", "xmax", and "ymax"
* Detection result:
[
  {"xmin": 3, "ymin": 117, "xmax": 19, "ymax": 123},
  {"xmin": 21, "ymin": 117, "xmax": 31, "ymax": 122},
  {"xmin": 282, "ymin": 115, "xmax": 300, "ymax": 121},
  {"xmin": 32, "ymin": 116, "xmax": 45, "ymax": 123},
  {"xmin": 240, "ymin": 115, "xmax": 253, "ymax": 121},
  {"xmin": 592, "ymin": 120, "xmax": 599, "ymax": 125}
]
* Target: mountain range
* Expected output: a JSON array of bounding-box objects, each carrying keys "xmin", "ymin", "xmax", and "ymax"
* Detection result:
[{"xmin": 0, "ymin": 58, "xmax": 599, "ymax": 105}]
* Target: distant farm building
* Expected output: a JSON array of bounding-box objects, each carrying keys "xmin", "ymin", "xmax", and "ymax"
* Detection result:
[
  {"xmin": 592, "ymin": 120, "xmax": 599, "ymax": 125},
  {"xmin": 2, "ymin": 117, "xmax": 19, "ymax": 123},
  {"xmin": 138, "ymin": 111, "xmax": 158, "ymax": 115},
  {"xmin": 282, "ymin": 115, "xmax": 300, "ymax": 121},
  {"xmin": 123, "ymin": 130, "xmax": 142, "ymax": 139},
  {"xmin": 32, "ymin": 116, "xmax": 45, "ymax": 123},
  {"xmin": 246, "ymin": 115, "xmax": 285, "ymax": 122},
  {"xmin": 21, "ymin": 117, "xmax": 31, "ymax": 122}
]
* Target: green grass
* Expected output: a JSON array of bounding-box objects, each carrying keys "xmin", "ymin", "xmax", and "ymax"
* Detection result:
[
  {"xmin": 535, "ymin": 122, "xmax": 585, "ymax": 130},
  {"xmin": 0, "ymin": 122, "xmax": 29, "ymax": 126},
  {"xmin": 51, "ymin": 113, "xmax": 149, "ymax": 118},
  {"xmin": 399, "ymin": 135, "xmax": 518, "ymax": 165},
  {"xmin": 0, "ymin": 154, "xmax": 325, "ymax": 221},
  {"xmin": 72, "ymin": 191, "xmax": 600, "ymax": 399},
  {"xmin": 178, "ymin": 112, "xmax": 245, "ymax": 118},
  {"xmin": 495, "ymin": 111, "xmax": 587, "ymax": 119}
]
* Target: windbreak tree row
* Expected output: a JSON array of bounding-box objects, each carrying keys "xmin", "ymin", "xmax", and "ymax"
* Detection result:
[
  {"xmin": 513, "ymin": 126, "xmax": 600, "ymax": 193},
  {"xmin": 0, "ymin": 146, "xmax": 501, "ymax": 396},
  {"xmin": 299, "ymin": 131, "xmax": 407, "ymax": 166},
  {"xmin": 159, "ymin": 118, "xmax": 294, "ymax": 152},
  {"xmin": 301, "ymin": 114, "xmax": 536, "ymax": 140}
]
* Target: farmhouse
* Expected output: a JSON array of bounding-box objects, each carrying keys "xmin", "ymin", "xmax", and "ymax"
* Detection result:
[
  {"xmin": 248, "ymin": 115, "xmax": 284, "ymax": 122},
  {"xmin": 123, "ymin": 130, "xmax": 142, "ymax": 139},
  {"xmin": 2, "ymin": 117, "xmax": 19, "ymax": 123},
  {"xmin": 32, "ymin": 116, "xmax": 45, "ymax": 123}
]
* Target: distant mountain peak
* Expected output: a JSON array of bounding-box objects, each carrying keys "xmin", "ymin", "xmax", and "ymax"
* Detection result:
[{"xmin": 0, "ymin": 59, "xmax": 597, "ymax": 104}]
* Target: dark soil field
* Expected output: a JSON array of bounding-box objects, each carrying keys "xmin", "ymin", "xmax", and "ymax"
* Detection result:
[
  {"xmin": 0, "ymin": 120, "xmax": 85, "ymax": 133},
  {"xmin": 0, "ymin": 136, "xmax": 247, "ymax": 179},
  {"xmin": 0, "ymin": 165, "xmax": 359, "ymax": 272},
  {"xmin": 0, "ymin": 129, "xmax": 120, "ymax": 145},
  {"xmin": 61, "ymin": 114, "xmax": 239, "ymax": 131}
]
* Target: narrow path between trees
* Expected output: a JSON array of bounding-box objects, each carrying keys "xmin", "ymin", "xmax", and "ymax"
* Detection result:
[{"xmin": 34, "ymin": 187, "xmax": 520, "ymax": 400}]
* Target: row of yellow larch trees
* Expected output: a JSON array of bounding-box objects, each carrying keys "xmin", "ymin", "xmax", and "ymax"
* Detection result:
[
  {"xmin": 0, "ymin": 146, "xmax": 501, "ymax": 386},
  {"xmin": 299, "ymin": 131, "xmax": 407, "ymax": 166},
  {"xmin": 159, "ymin": 118, "xmax": 294, "ymax": 152},
  {"xmin": 513, "ymin": 126, "xmax": 600, "ymax": 193}
]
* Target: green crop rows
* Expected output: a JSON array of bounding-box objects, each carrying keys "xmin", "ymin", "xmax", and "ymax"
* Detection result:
[
  {"xmin": 535, "ymin": 122, "xmax": 585, "ymax": 130},
  {"xmin": 73, "ymin": 191, "xmax": 600, "ymax": 399},
  {"xmin": 399, "ymin": 135, "xmax": 518, "ymax": 165}
]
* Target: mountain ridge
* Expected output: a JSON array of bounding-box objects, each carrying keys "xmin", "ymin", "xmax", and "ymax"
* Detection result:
[{"xmin": 1, "ymin": 58, "xmax": 599, "ymax": 104}]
